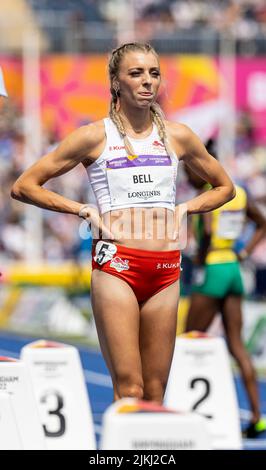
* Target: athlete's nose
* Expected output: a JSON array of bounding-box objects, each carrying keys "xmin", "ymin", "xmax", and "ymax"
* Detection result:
[{"xmin": 142, "ymin": 71, "xmax": 152, "ymax": 86}]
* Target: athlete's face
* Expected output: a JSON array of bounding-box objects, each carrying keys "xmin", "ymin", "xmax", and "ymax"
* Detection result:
[{"xmin": 116, "ymin": 51, "xmax": 161, "ymax": 108}]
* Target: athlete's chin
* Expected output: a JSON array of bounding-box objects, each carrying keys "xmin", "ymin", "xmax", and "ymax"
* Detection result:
[{"xmin": 135, "ymin": 98, "xmax": 155, "ymax": 109}]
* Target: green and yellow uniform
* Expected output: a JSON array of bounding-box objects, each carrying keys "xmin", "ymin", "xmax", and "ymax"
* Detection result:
[{"xmin": 192, "ymin": 185, "xmax": 247, "ymax": 298}]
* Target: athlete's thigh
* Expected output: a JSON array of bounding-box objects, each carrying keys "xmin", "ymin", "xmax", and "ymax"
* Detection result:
[
  {"xmin": 91, "ymin": 269, "xmax": 142, "ymax": 383},
  {"xmin": 139, "ymin": 280, "xmax": 180, "ymax": 384},
  {"xmin": 221, "ymin": 295, "xmax": 243, "ymax": 342},
  {"xmin": 185, "ymin": 293, "xmax": 220, "ymax": 332}
]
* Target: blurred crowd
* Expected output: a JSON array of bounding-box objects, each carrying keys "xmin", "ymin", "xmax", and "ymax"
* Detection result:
[
  {"xmin": 0, "ymin": 95, "xmax": 266, "ymax": 297},
  {"xmin": 0, "ymin": 98, "xmax": 91, "ymax": 264},
  {"xmin": 135, "ymin": 0, "xmax": 266, "ymax": 38},
  {"xmin": 27, "ymin": 0, "xmax": 266, "ymax": 40}
]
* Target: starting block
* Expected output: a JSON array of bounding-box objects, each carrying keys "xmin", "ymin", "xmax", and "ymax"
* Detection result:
[
  {"xmin": 164, "ymin": 332, "xmax": 242, "ymax": 449},
  {"xmin": 20, "ymin": 340, "xmax": 96, "ymax": 450},
  {"xmin": 100, "ymin": 397, "xmax": 211, "ymax": 450},
  {"xmin": 0, "ymin": 391, "xmax": 22, "ymax": 450},
  {"xmin": 0, "ymin": 356, "xmax": 45, "ymax": 449}
]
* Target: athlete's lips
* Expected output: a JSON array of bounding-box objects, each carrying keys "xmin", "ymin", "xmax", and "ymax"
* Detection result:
[{"xmin": 138, "ymin": 92, "xmax": 153, "ymax": 98}]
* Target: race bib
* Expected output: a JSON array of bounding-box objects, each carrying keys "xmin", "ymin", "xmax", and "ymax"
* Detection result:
[
  {"xmin": 94, "ymin": 241, "xmax": 117, "ymax": 265},
  {"xmin": 217, "ymin": 210, "xmax": 245, "ymax": 239},
  {"xmin": 106, "ymin": 155, "xmax": 175, "ymax": 207}
]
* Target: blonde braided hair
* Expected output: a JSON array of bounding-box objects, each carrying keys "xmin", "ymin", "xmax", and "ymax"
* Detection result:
[{"xmin": 108, "ymin": 42, "xmax": 173, "ymax": 157}]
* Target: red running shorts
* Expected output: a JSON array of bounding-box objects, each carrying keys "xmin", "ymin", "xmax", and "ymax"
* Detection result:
[{"xmin": 91, "ymin": 241, "xmax": 181, "ymax": 303}]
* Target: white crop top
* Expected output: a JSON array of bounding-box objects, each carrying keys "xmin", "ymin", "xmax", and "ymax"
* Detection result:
[{"xmin": 86, "ymin": 117, "xmax": 179, "ymax": 215}]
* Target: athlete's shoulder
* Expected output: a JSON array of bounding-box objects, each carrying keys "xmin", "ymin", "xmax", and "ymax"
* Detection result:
[
  {"xmin": 164, "ymin": 120, "xmax": 200, "ymax": 158},
  {"xmin": 164, "ymin": 121, "xmax": 201, "ymax": 152},
  {"xmin": 165, "ymin": 120, "xmax": 194, "ymax": 142},
  {"xmin": 63, "ymin": 119, "xmax": 105, "ymax": 147},
  {"xmin": 81, "ymin": 119, "xmax": 106, "ymax": 146},
  {"xmin": 77, "ymin": 119, "xmax": 107, "ymax": 162},
  {"xmin": 54, "ymin": 120, "xmax": 106, "ymax": 163}
]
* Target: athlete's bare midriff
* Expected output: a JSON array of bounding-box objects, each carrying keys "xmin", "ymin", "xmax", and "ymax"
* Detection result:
[{"xmin": 93, "ymin": 206, "xmax": 180, "ymax": 251}]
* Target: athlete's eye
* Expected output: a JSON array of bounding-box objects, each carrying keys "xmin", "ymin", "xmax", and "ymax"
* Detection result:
[{"xmin": 129, "ymin": 70, "xmax": 160, "ymax": 78}]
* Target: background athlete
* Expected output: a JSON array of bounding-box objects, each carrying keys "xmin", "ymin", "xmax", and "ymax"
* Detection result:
[
  {"xmin": 184, "ymin": 139, "xmax": 266, "ymax": 437},
  {"xmin": 11, "ymin": 42, "xmax": 235, "ymax": 404}
]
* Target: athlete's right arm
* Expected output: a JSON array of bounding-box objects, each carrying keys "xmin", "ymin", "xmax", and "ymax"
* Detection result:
[{"xmin": 10, "ymin": 123, "xmax": 102, "ymax": 216}]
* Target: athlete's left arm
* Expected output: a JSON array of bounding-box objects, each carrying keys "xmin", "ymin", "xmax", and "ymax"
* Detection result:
[{"xmin": 171, "ymin": 123, "xmax": 235, "ymax": 214}]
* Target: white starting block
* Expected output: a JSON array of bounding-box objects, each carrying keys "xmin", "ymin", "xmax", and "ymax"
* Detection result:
[
  {"xmin": 100, "ymin": 397, "xmax": 211, "ymax": 450},
  {"xmin": 0, "ymin": 391, "xmax": 22, "ymax": 450},
  {"xmin": 164, "ymin": 332, "xmax": 242, "ymax": 449},
  {"xmin": 20, "ymin": 340, "xmax": 96, "ymax": 450},
  {"xmin": 0, "ymin": 356, "xmax": 45, "ymax": 450}
]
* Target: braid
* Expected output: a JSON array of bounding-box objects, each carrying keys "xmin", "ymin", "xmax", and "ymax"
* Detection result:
[
  {"xmin": 110, "ymin": 100, "xmax": 136, "ymax": 156},
  {"xmin": 151, "ymin": 104, "xmax": 174, "ymax": 157}
]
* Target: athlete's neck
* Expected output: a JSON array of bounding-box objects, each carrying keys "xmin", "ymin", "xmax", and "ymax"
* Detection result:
[{"xmin": 118, "ymin": 106, "xmax": 152, "ymax": 136}]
